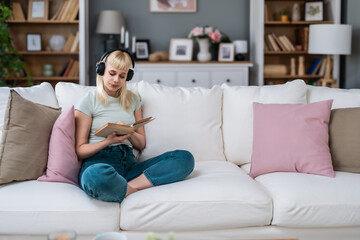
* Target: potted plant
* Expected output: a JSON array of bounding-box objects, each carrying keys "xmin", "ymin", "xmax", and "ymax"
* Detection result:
[
  {"xmin": 279, "ymin": 8, "xmax": 289, "ymax": 22},
  {"xmin": 0, "ymin": 3, "xmax": 30, "ymax": 86}
]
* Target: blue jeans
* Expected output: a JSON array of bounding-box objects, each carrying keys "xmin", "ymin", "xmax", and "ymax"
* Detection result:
[{"xmin": 79, "ymin": 144, "xmax": 194, "ymax": 202}]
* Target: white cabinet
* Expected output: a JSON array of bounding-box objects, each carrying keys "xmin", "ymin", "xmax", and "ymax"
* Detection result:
[{"xmin": 133, "ymin": 62, "xmax": 253, "ymax": 88}]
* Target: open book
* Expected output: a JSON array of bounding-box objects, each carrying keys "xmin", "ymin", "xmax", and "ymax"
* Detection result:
[{"xmin": 95, "ymin": 117, "xmax": 154, "ymax": 138}]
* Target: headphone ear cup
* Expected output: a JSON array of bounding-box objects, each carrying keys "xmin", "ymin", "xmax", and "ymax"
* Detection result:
[
  {"xmin": 126, "ymin": 69, "xmax": 134, "ymax": 81},
  {"xmin": 96, "ymin": 62, "xmax": 106, "ymax": 76}
]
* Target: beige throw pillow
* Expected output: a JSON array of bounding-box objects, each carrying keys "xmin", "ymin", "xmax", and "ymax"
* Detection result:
[
  {"xmin": 329, "ymin": 107, "xmax": 360, "ymax": 173},
  {"xmin": 0, "ymin": 90, "xmax": 61, "ymax": 184}
]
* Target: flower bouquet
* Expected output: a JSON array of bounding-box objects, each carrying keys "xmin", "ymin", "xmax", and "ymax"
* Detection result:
[
  {"xmin": 188, "ymin": 26, "xmax": 222, "ymax": 43},
  {"xmin": 188, "ymin": 25, "xmax": 231, "ymax": 60}
]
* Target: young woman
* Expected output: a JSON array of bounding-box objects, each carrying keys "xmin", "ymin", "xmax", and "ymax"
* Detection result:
[{"xmin": 75, "ymin": 49, "xmax": 194, "ymax": 202}]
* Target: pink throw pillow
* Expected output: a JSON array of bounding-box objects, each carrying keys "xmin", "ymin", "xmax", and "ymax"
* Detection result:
[
  {"xmin": 249, "ymin": 100, "xmax": 335, "ymax": 178},
  {"xmin": 38, "ymin": 106, "xmax": 81, "ymax": 186}
]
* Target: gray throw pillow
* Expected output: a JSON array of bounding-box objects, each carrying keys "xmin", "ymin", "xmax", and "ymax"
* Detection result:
[{"xmin": 0, "ymin": 90, "xmax": 61, "ymax": 184}]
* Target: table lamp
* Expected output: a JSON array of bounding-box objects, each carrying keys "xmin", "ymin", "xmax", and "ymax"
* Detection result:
[
  {"xmin": 308, "ymin": 24, "xmax": 352, "ymax": 87},
  {"xmin": 233, "ymin": 40, "xmax": 248, "ymax": 61},
  {"xmin": 96, "ymin": 10, "xmax": 125, "ymax": 51}
]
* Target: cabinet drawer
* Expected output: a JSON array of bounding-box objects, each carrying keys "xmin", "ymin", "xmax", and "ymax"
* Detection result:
[
  {"xmin": 211, "ymin": 70, "xmax": 248, "ymax": 86},
  {"xmin": 141, "ymin": 72, "xmax": 176, "ymax": 87},
  {"xmin": 177, "ymin": 72, "xmax": 210, "ymax": 88}
]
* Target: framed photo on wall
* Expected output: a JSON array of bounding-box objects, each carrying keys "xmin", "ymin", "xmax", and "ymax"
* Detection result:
[
  {"xmin": 218, "ymin": 43, "xmax": 235, "ymax": 62},
  {"xmin": 305, "ymin": 1, "xmax": 323, "ymax": 21},
  {"xmin": 150, "ymin": 0, "xmax": 197, "ymax": 13},
  {"xmin": 27, "ymin": 33, "xmax": 42, "ymax": 51},
  {"xmin": 169, "ymin": 38, "xmax": 193, "ymax": 61},
  {"xmin": 135, "ymin": 39, "xmax": 150, "ymax": 60},
  {"xmin": 28, "ymin": 0, "xmax": 49, "ymax": 20}
]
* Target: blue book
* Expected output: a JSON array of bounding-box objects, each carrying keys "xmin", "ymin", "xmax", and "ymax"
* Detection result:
[{"xmin": 307, "ymin": 57, "xmax": 322, "ymax": 75}]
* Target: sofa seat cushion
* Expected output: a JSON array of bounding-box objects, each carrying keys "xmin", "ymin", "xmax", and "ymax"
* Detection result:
[
  {"xmin": 0, "ymin": 181, "xmax": 120, "ymax": 234},
  {"xmin": 255, "ymin": 171, "xmax": 360, "ymax": 227},
  {"xmin": 120, "ymin": 161, "xmax": 272, "ymax": 231}
]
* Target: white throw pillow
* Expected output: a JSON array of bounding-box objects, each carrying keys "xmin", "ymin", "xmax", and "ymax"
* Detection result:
[
  {"xmin": 137, "ymin": 81, "xmax": 225, "ymax": 162},
  {"xmin": 0, "ymin": 82, "xmax": 59, "ymax": 141},
  {"xmin": 222, "ymin": 79, "xmax": 307, "ymax": 165}
]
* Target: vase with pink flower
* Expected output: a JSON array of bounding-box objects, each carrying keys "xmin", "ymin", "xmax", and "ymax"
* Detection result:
[{"xmin": 188, "ymin": 26, "xmax": 230, "ymax": 61}]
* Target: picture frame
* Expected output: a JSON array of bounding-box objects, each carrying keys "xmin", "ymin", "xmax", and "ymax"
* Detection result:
[
  {"xmin": 135, "ymin": 39, "xmax": 151, "ymax": 60},
  {"xmin": 150, "ymin": 0, "xmax": 197, "ymax": 13},
  {"xmin": 305, "ymin": 1, "xmax": 323, "ymax": 21},
  {"xmin": 28, "ymin": 0, "xmax": 49, "ymax": 20},
  {"xmin": 27, "ymin": 33, "xmax": 42, "ymax": 51},
  {"xmin": 169, "ymin": 38, "xmax": 193, "ymax": 61},
  {"xmin": 218, "ymin": 43, "xmax": 235, "ymax": 62}
]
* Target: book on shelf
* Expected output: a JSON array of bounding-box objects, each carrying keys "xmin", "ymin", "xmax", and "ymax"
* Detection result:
[
  {"xmin": 70, "ymin": 31, "xmax": 79, "ymax": 52},
  {"xmin": 318, "ymin": 57, "xmax": 328, "ymax": 76},
  {"xmin": 67, "ymin": 0, "xmax": 79, "ymax": 21},
  {"xmin": 95, "ymin": 117, "xmax": 155, "ymax": 138},
  {"xmin": 303, "ymin": 27, "xmax": 309, "ymax": 52},
  {"xmin": 63, "ymin": 34, "xmax": 75, "ymax": 52},
  {"xmin": 67, "ymin": 60, "xmax": 79, "ymax": 77},
  {"xmin": 50, "ymin": 1, "xmax": 64, "ymax": 20},
  {"xmin": 62, "ymin": 58, "xmax": 75, "ymax": 77},
  {"xmin": 265, "ymin": 36, "xmax": 274, "ymax": 51},
  {"xmin": 272, "ymin": 33, "xmax": 287, "ymax": 51},
  {"xmin": 307, "ymin": 57, "xmax": 322, "ymax": 75},
  {"xmin": 59, "ymin": 61, "xmax": 69, "ymax": 76},
  {"xmin": 52, "ymin": 0, "xmax": 79, "ymax": 21},
  {"xmin": 279, "ymin": 35, "xmax": 295, "ymax": 51},
  {"xmin": 60, "ymin": 0, "xmax": 72, "ymax": 21},
  {"xmin": 11, "ymin": 2, "xmax": 25, "ymax": 21},
  {"xmin": 267, "ymin": 34, "xmax": 280, "ymax": 51}
]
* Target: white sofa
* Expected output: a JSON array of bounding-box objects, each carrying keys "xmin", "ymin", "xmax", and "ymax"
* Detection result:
[{"xmin": 0, "ymin": 80, "xmax": 360, "ymax": 240}]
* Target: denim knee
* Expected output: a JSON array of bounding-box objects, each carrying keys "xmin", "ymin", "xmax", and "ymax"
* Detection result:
[
  {"xmin": 80, "ymin": 163, "xmax": 127, "ymax": 202},
  {"xmin": 174, "ymin": 150, "xmax": 195, "ymax": 176}
]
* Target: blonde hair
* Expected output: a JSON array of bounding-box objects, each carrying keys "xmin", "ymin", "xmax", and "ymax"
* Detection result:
[{"xmin": 96, "ymin": 50, "xmax": 135, "ymax": 110}]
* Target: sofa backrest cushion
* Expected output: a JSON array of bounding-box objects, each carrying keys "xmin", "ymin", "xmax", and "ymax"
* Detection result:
[
  {"xmin": 0, "ymin": 82, "xmax": 58, "ymax": 142},
  {"xmin": 55, "ymin": 82, "xmax": 139, "ymax": 111},
  {"xmin": 137, "ymin": 81, "xmax": 225, "ymax": 162},
  {"xmin": 307, "ymin": 85, "xmax": 360, "ymax": 108},
  {"xmin": 55, "ymin": 82, "xmax": 96, "ymax": 111},
  {"xmin": 0, "ymin": 91, "xmax": 61, "ymax": 184},
  {"xmin": 222, "ymin": 80, "xmax": 307, "ymax": 165}
]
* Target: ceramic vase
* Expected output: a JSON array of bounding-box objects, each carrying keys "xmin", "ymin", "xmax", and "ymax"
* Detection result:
[
  {"xmin": 292, "ymin": 3, "xmax": 301, "ymax": 21},
  {"xmin": 197, "ymin": 38, "xmax": 211, "ymax": 62},
  {"xmin": 43, "ymin": 64, "xmax": 54, "ymax": 76},
  {"xmin": 49, "ymin": 35, "xmax": 66, "ymax": 51}
]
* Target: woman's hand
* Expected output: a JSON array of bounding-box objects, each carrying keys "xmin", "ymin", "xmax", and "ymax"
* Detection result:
[{"xmin": 105, "ymin": 132, "xmax": 133, "ymax": 145}]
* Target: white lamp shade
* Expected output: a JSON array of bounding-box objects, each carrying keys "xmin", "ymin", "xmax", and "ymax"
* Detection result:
[
  {"xmin": 96, "ymin": 10, "xmax": 125, "ymax": 34},
  {"xmin": 233, "ymin": 40, "xmax": 248, "ymax": 54},
  {"xmin": 308, "ymin": 24, "xmax": 352, "ymax": 55}
]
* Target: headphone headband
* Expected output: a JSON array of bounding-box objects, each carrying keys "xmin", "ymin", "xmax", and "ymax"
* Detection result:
[
  {"xmin": 96, "ymin": 48, "xmax": 135, "ymax": 81},
  {"xmin": 99, "ymin": 48, "xmax": 135, "ymax": 68}
]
